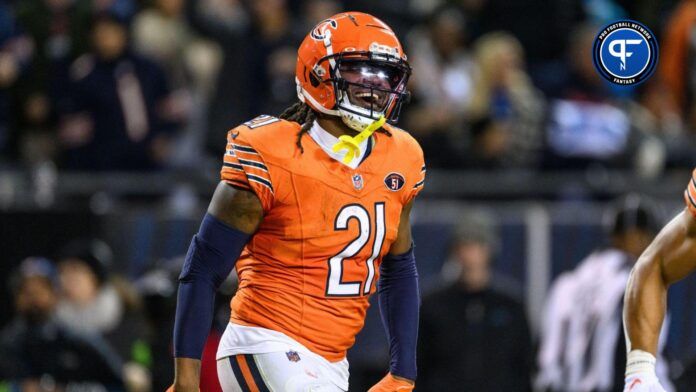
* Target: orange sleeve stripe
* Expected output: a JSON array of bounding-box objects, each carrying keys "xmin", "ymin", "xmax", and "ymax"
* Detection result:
[
  {"xmin": 237, "ymin": 158, "xmax": 270, "ymax": 174},
  {"xmin": 223, "ymin": 142, "xmax": 272, "ymax": 182},
  {"xmin": 224, "ymin": 179, "xmax": 251, "ymax": 191},
  {"xmin": 246, "ymin": 173, "xmax": 274, "ymax": 194},
  {"xmin": 688, "ymin": 176, "xmax": 696, "ymax": 200},
  {"xmin": 223, "ymin": 162, "xmax": 243, "ymax": 171},
  {"xmin": 231, "ymin": 144, "xmax": 260, "ymax": 156},
  {"xmin": 684, "ymin": 190, "xmax": 696, "ymax": 217},
  {"xmin": 236, "ymin": 355, "xmax": 261, "ymax": 392},
  {"xmin": 220, "ymin": 163, "xmax": 273, "ymax": 194},
  {"xmin": 684, "ymin": 171, "xmax": 696, "ymax": 217}
]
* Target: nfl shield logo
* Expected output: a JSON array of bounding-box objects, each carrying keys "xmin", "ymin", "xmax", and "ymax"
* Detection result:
[
  {"xmin": 286, "ymin": 350, "xmax": 301, "ymax": 362},
  {"xmin": 352, "ymin": 174, "xmax": 364, "ymax": 190}
]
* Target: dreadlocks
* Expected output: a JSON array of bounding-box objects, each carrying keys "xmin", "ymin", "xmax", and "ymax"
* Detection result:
[
  {"xmin": 279, "ymin": 101, "xmax": 393, "ymax": 153},
  {"xmin": 279, "ymin": 102, "xmax": 315, "ymax": 153}
]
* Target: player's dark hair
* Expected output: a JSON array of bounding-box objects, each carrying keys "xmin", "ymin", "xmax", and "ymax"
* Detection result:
[
  {"xmin": 279, "ymin": 102, "xmax": 315, "ymax": 153},
  {"xmin": 279, "ymin": 101, "xmax": 393, "ymax": 154}
]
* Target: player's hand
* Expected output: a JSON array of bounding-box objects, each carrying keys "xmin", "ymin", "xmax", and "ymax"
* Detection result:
[
  {"xmin": 624, "ymin": 372, "xmax": 667, "ymax": 392},
  {"xmin": 368, "ymin": 373, "xmax": 414, "ymax": 392}
]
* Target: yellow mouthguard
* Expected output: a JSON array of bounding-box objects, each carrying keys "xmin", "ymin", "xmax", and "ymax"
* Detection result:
[{"xmin": 332, "ymin": 116, "xmax": 386, "ymax": 164}]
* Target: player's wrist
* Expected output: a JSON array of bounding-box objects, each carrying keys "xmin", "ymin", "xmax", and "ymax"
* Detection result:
[
  {"xmin": 626, "ymin": 349, "xmax": 657, "ymax": 376},
  {"xmin": 389, "ymin": 373, "xmax": 415, "ymax": 385},
  {"xmin": 173, "ymin": 357, "xmax": 201, "ymax": 391}
]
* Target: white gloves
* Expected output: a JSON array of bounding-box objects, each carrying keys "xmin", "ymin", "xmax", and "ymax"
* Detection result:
[
  {"xmin": 623, "ymin": 350, "xmax": 667, "ymax": 392},
  {"xmin": 624, "ymin": 372, "xmax": 667, "ymax": 392}
]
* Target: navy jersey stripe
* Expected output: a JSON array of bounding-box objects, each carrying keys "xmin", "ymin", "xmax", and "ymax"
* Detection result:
[
  {"xmin": 229, "ymin": 356, "xmax": 251, "ymax": 392},
  {"xmin": 687, "ymin": 188, "xmax": 696, "ymax": 209},
  {"xmin": 244, "ymin": 355, "xmax": 270, "ymax": 392},
  {"xmin": 223, "ymin": 162, "xmax": 244, "ymax": 171},
  {"xmin": 247, "ymin": 173, "xmax": 274, "ymax": 193},
  {"xmin": 233, "ymin": 144, "xmax": 259, "ymax": 154},
  {"xmin": 238, "ymin": 158, "xmax": 269, "ymax": 172}
]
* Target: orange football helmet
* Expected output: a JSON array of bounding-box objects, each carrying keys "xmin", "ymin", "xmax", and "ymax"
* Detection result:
[{"xmin": 295, "ymin": 12, "xmax": 411, "ymax": 131}]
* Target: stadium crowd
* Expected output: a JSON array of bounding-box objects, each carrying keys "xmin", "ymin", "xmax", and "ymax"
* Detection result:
[
  {"xmin": 0, "ymin": 0, "xmax": 695, "ymax": 174},
  {"xmin": 4, "ymin": 0, "xmax": 696, "ymax": 391}
]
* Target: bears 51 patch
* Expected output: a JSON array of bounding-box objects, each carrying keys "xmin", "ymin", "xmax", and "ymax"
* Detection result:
[{"xmin": 384, "ymin": 172, "xmax": 405, "ymax": 191}]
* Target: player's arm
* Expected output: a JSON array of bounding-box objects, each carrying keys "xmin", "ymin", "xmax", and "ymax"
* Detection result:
[
  {"xmin": 172, "ymin": 182, "xmax": 263, "ymax": 391},
  {"xmin": 623, "ymin": 209, "xmax": 696, "ymax": 388},
  {"xmin": 370, "ymin": 201, "xmax": 418, "ymax": 392}
]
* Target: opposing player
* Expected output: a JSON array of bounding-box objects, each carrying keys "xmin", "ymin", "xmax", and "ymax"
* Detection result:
[
  {"xmin": 623, "ymin": 170, "xmax": 696, "ymax": 391},
  {"xmin": 171, "ymin": 12, "xmax": 424, "ymax": 392}
]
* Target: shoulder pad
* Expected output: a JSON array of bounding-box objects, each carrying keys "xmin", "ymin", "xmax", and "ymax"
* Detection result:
[{"xmin": 231, "ymin": 116, "xmax": 302, "ymax": 161}]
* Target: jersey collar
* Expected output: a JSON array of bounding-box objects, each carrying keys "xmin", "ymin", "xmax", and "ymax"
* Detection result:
[{"xmin": 308, "ymin": 121, "xmax": 372, "ymax": 169}]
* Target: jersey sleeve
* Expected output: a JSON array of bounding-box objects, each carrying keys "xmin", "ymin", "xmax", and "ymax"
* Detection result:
[
  {"xmin": 406, "ymin": 163, "xmax": 426, "ymax": 204},
  {"xmin": 220, "ymin": 128, "xmax": 275, "ymax": 212},
  {"xmin": 404, "ymin": 142, "xmax": 426, "ymax": 205},
  {"xmin": 684, "ymin": 168, "xmax": 696, "ymax": 217}
]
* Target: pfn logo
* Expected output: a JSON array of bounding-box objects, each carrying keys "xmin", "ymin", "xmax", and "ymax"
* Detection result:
[
  {"xmin": 593, "ymin": 20, "xmax": 658, "ymax": 86},
  {"xmin": 608, "ymin": 39, "xmax": 643, "ymax": 70}
]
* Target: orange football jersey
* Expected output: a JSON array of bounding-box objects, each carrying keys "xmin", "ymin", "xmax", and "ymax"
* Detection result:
[
  {"xmin": 685, "ymin": 168, "xmax": 696, "ymax": 217},
  {"xmin": 219, "ymin": 115, "xmax": 425, "ymax": 362}
]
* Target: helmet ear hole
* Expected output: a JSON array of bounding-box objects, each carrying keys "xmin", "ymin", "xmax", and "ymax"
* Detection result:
[{"xmin": 309, "ymin": 73, "xmax": 321, "ymax": 87}]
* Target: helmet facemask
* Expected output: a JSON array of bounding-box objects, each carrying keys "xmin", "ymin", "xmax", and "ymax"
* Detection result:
[{"xmin": 324, "ymin": 52, "xmax": 411, "ymax": 132}]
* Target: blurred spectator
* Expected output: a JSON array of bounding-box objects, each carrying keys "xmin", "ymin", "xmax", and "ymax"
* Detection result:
[
  {"xmin": 298, "ymin": 0, "xmax": 342, "ymax": 31},
  {"xmin": 58, "ymin": 12, "xmax": 181, "ymax": 170},
  {"xmin": 131, "ymin": 0, "xmax": 221, "ymax": 166},
  {"xmin": 465, "ymin": 32, "xmax": 545, "ymax": 169},
  {"xmin": 656, "ymin": 0, "xmax": 696, "ymax": 132},
  {"xmin": 93, "ymin": 0, "xmax": 138, "ymax": 20},
  {"xmin": 0, "ymin": 2, "xmax": 32, "ymax": 160},
  {"xmin": 12, "ymin": 0, "xmax": 90, "ymax": 166},
  {"xmin": 14, "ymin": 0, "xmax": 93, "ymax": 95},
  {"xmin": 536, "ymin": 195, "xmax": 672, "ymax": 392},
  {"xmin": 186, "ymin": 0, "xmax": 304, "ymax": 153},
  {"xmin": 132, "ymin": 0, "xmax": 220, "ymax": 102},
  {"xmin": 55, "ymin": 238, "xmax": 151, "ymax": 391},
  {"xmin": 472, "ymin": 0, "xmax": 585, "ymax": 63},
  {"xmin": 419, "ymin": 212, "xmax": 533, "ymax": 391},
  {"xmin": 135, "ymin": 266, "xmax": 177, "ymax": 391},
  {"xmin": 638, "ymin": 0, "xmax": 696, "ymax": 169},
  {"xmin": 0, "ymin": 257, "xmax": 124, "ymax": 389},
  {"xmin": 405, "ymin": 6, "xmax": 474, "ymax": 168}
]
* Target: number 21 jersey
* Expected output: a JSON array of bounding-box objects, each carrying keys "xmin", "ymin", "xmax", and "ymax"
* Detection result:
[{"xmin": 220, "ymin": 116, "xmax": 425, "ymax": 362}]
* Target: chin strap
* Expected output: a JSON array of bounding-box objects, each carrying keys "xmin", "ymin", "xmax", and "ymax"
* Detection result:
[{"xmin": 332, "ymin": 115, "xmax": 386, "ymax": 164}]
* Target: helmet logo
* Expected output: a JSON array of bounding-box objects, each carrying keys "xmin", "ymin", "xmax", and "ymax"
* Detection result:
[{"xmin": 311, "ymin": 19, "xmax": 338, "ymax": 41}]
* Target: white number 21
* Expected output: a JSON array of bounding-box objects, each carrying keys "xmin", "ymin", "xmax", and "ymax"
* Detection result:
[{"xmin": 326, "ymin": 202, "xmax": 386, "ymax": 297}]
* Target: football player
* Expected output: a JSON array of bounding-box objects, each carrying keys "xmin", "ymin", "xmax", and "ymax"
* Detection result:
[
  {"xmin": 623, "ymin": 170, "xmax": 696, "ymax": 392},
  {"xmin": 170, "ymin": 12, "xmax": 424, "ymax": 392}
]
